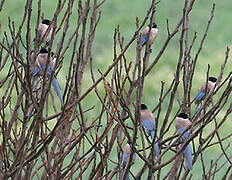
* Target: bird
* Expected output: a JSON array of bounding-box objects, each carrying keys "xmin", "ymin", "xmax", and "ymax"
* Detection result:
[
  {"xmin": 34, "ymin": 19, "xmax": 52, "ymax": 45},
  {"xmin": 140, "ymin": 104, "xmax": 160, "ymax": 157},
  {"xmin": 195, "ymin": 76, "xmax": 217, "ymax": 113},
  {"xmin": 175, "ymin": 113, "xmax": 193, "ymax": 170},
  {"xmin": 32, "ymin": 48, "xmax": 64, "ymax": 106},
  {"xmin": 141, "ymin": 22, "xmax": 158, "ymax": 47},
  {"xmin": 121, "ymin": 141, "xmax": 137, "ymax": 180}
]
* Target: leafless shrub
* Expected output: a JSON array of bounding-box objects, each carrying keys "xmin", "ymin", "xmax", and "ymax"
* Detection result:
[{"xmin": 0, "ymin": 0, "xmax": 231, "ymax": 179}]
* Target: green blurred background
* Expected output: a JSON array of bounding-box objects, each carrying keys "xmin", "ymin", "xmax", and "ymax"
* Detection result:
[{"xmin": 1, "ymin": 0, "xmax": 232, "ymax": 179}]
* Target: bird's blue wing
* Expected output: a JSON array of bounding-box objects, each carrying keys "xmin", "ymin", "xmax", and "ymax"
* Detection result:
[
  {"xmin": 40, "ymin": 64, "xmax": 53, "ymax": 75},
  {"xmin": 34, "ymin": 31, "xmax": 42, "ymax": 42},
  {"xmin": 38, "ymin": 64, "xmax": 64, "ymax": 106},
  {"xmin": 36, "ymin": 63, "xmax": 51, "ymax": 75},
  {"xmin": 121, "ymin": 153, "xmax": 130, "ymax": 180},
  {"xmin": 33, "ymin": 67, "xmax": 41, "ymax": 76},
  {"xmin": 195, "ymin": 91, "xmax": 205, "ymax": 102},
  {"xmin": 144, "ymin": 121, "xmax": 160, "ymax": 157},
  {"xmin": 38, "ymin": 31, "xmax": 42, "ymax": 40},
  {"xmin": 177, "ymin": 127, "xmax": 190, "ymax": 140},
  {"xmin": 154, "ymin": 142, "xmax": 160, "ymax": 157},
  {"xmin": 141, "ymin": 34, "xmax": 148, "ymax": 46},
  {"xmin": 150, "ymin": 131, "xmax": 155, "ymax": 140},
  {"xmin": 122, "ymin": 153, "xmax": 129, "ymax": 168},
  {"xmin": 47, "ymin": 66, "xmax": 53, "ymax": 75},
  {"xmin": 141, "ymin": 118, "xmax": 155, "ymax": 132},
  {"xmin": 51, "ymin": 77, "xmax": 64, "ymax": 106},
  {"xmin": 184, "ymin": 144, "xmax": 193, "ymax": 170}
]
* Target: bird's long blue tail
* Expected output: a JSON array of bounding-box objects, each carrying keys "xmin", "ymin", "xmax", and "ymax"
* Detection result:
[
  {"xmin": 151, "ymin": 131, "xmax": 160, "ymax": 157},
  {"xmin": 184, "ymin": 143, "xmax": 193, "ymax": 170},
  {"xmin": 121, "ymin": 167, "xmax": 130, "ymax": 180},
  {"xmin": 195, "ymin": 103, "xmax": 200, "ymax": 115},
  {"xmin": 51, "ymin": 77, "xmax": 64, "ymax": 106},
  {"xmin": 154, "ymin": 142, "xmax": 160, "ymax": 157}
]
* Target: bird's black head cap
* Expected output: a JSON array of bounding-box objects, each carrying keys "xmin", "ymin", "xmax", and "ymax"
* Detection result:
[
  {"xmin": 209, "ymin": 76, "xmax": 217, "ymax": 83},
  {"xmin": 141, "ymin": 104, "xmax": 148, "ymax": 110},
  {"xmin": 152, "ymin": 22, "xmax": 157, "ymax": 28},
  {"xmin": 42, "ymin": 19, "xmax": 51, "ymax": 25},
  {"xmin": 39, "ymin": 48, "xmax": 48, "ymax": 54},
  {"xmin": 148, "ymin": 22, "xmax": 157, "ymax": 29},
  {"xmin": 177, "ymin": 113, "xmax": 188, "ymax": 119}
]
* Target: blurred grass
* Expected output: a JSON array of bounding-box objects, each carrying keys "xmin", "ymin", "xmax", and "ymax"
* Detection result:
[{"xmin": 1, "ymin": 0, "xmax": 232, "ymax": 179}]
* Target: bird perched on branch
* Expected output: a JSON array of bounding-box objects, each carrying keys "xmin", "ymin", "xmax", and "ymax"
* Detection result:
[
  {"xmin": 34, "ymin": 19, "xmax": 52, "ymax": 45},
  {"xmin": 140, "ymin": 104, "xmax": 160, "ymax": 157},
  {"xmin": 33, "ymin": 48, "xmax": 64, "ymax": 106},
  {"xmin": 195, "ymin": 76, "xmax": 217, "ymax": 113},
  {"xmin": 121, "ymin": 141, "xmax": 137, "ymax": 180},
  {"xmin": 141, "ymin": 22, "xmax": 158, "ymax": 47},
  {"xmin": 175, "ymin": 113, "xmax": 193, "ymax": 170}
]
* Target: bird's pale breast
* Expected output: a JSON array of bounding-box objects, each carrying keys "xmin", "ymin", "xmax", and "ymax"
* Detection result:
[
  {"xmin": 123, "ymin": 144, "xmax": 131, "ymax": 154},
  {"xmin": 149, "ymin": 28, "xmax": 158, "ymax": 42},
  {"xmin": 175, "ymin": 117, "xmax": 191, "ymax": 129},
  {"xmin": 38, "ymin": 24, "xmax": 52, "ymax": 42},
  {"xmin": 141, "ymin": 110, "xmax": 155, "ymax": 121}
]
